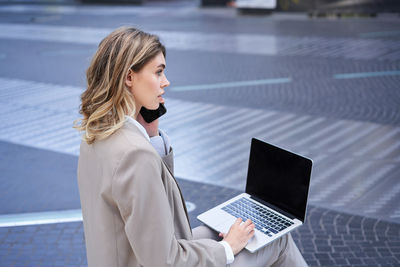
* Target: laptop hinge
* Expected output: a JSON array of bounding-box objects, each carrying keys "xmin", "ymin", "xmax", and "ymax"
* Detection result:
[{"xmin": 250, "ymin": 195, "xmax": 297, "ymax": 220}]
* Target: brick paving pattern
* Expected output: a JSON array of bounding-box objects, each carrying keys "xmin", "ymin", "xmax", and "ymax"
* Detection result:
[{"xmin": 1, "ymin": 179, "xmax": 399, "ymax": 266}]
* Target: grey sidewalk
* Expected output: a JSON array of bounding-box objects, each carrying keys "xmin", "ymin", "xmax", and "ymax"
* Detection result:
[
  {"xmin": 1, "ymin": 179, "xmax": 399, "ymax": 266},
  {"xmin": 0, "ymin": 2, "xmax": 399, "ymax": 223},
  {"xmin": 0, "ymin": 141, "xmax": 399, "ymax": 266}
]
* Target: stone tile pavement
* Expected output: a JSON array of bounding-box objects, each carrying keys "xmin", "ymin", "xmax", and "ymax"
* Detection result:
[{"xmin": 1, "ymin": 178, "xmax": 399, "ymax": 266}]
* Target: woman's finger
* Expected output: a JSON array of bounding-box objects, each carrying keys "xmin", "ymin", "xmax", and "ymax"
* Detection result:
[
  {"xmin": 242, "ymin": 219, "xmax": 253, "ymax": 227},
  {"xmin": 247, "ymin": 224, "xmax": 255, "ymax": 233},
  {"xmin": 249, "ymin": 229, "xmax": 255, "ymax": 237}
]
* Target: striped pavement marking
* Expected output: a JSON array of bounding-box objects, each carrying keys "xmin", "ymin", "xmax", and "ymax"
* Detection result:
[
  {"xmin": 291, "ymin": 120, "xmax": 348, "ymax": 148},
  {"xmin": 0, "ymin": 201, "xmax": 197, "ymax": 227},
  {"xmin": 0, "ymin": 4, "xmax": 185, "ymax": 16},
  {"xmin": 0, "ymin": 77, "xmax": 399, "ymax": 223},
  {"xmin": 357, "ymin": 129, "xmax": 400, "ymax": 159},
  {"xmin": 309, "ymin": 162, "xmax": 371, "ymax": 203},
  {"xmin": 0, "ymin": 23, "xmax": 399, "ymax": 60},
  {"xmin": 0, "ymin": 209, "xmax": 83, "ymax": 227},
  {"xmin": 238, "ymin": 113, "xmax": 295, "ymax": 139},
  {"xmin": 334, "ymin": 70, "xmax": 400, "ymax": 79},
  {"xmin": 170, "ymin": 78, "xmax": 292, "ymax": 91},
  {"xmin": 309, "ymin": 159, "xmax": 351, "ymax": 188},
  {"xmin": 332, "ymin": 164, "xmax": 395, "ymax": 208},
  {"xmin": 328, "ymin": 124, "xmax": 379, "ymax": 153},
  {"xmin": 353, "ymin": 127, "xmax": 400, "ymax": 156},
  {"xmin": 309, "ymin": 122, "xmax": 362, "ymax": 150},
  {"xmin": 272, "ymin": 117, "xmax": 326, "ymax": 144},
  {"xmin": 376, "ymin": 141, "xmax": 400, "ymax": 159},
  {"xmin": 262, "ymin": 116, "xmax": 311, "ymax": 141},
  {"xmin": 366, "ymin": 181, "xmax": 400, "ymax": 215}
]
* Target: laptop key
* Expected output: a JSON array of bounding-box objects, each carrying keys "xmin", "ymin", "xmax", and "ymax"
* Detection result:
[{"xmin": 223, "ymin": 198, "xmax": 297, "ymax": 238}]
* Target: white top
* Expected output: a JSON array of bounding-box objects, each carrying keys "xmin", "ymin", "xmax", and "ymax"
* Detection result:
[{"xmin": 125, "ymin": 116, "xmax": 171, "ymax": 156}]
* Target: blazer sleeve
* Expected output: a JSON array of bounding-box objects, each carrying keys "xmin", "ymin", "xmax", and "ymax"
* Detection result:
[{"xmin": 111, "ymin": 148, "xmax": 226, "ymax": 267}]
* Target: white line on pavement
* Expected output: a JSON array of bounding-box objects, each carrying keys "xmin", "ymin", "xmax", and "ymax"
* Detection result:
[{"xmin": 0, "ymin": 209, "xmax": 83, "ymax": 227}]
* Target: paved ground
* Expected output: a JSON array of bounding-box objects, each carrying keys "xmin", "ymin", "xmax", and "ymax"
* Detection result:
[
  {"xmin": 0, "ymin": 0, "xmax": 399, "ymax": 266},
  {"xmin": 1, "ymin": 143, "xmax": 399, "ymax": 266}
]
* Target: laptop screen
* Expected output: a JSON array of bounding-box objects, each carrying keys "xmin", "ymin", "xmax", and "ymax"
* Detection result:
[{"xmin": 245, "ymin": 138, "xmax": 312, "ymax": 222}]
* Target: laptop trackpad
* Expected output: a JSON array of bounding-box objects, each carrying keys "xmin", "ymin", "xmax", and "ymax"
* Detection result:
[{"xmin": 217, "ymin": 217, "xmax": 237, "ymax": 233}]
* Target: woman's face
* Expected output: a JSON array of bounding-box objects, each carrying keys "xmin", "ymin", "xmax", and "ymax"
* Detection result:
[{"xmin": 126, "ymin": 52, "xmax": 170, "ymax": 111}]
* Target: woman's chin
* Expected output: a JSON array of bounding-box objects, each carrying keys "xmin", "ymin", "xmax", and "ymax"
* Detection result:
[{"xmin": 144, "ymin": 104, "xmax": 160, "ymax": 110}]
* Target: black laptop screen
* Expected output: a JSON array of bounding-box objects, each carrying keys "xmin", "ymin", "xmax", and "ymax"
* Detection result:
[{"xmin": 245, "ymin": 138, "xmax": 312, "ymax": 222}]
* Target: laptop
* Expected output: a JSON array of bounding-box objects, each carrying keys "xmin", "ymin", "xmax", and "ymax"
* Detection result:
[{"xmin": 197, "ymin": 138, "xmax": 313, "ymax": 253}]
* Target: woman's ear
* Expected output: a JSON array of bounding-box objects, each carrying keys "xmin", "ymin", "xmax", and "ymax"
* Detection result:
[{"xmin": 125, "ymin": 69, "xmax": 134, "ymax": 88}]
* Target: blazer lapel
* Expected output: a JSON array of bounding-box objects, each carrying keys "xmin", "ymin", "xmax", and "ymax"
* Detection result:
[{"xmin": 161, "ymin": 159, "xmax": 192, "ymax": 234}]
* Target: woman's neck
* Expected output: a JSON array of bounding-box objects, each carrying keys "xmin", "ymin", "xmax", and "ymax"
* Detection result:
[{"xmin": 133, "ymin": 105, "xmax": 142, "ymax": 120}]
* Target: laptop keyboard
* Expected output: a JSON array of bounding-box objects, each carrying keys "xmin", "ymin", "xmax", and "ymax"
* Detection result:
[{"xmin": 221, "ymin": 197, "xmax": 294, "ymax": 237}]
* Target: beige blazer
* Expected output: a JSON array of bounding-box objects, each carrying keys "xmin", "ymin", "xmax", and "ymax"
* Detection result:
[{"xmin": 77, "ymin": 121, "xmax": 226, "ymax": 267}]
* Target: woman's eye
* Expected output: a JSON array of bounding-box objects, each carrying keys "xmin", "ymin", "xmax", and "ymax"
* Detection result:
[{"xmin": 156, "ymin": 70, "xmax": 163, "ymax": 76}]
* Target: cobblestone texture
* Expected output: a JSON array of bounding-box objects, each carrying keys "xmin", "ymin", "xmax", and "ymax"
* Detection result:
[{"xmin": 1, "ymin": 179, "xmax": 399, "ymax": 266}]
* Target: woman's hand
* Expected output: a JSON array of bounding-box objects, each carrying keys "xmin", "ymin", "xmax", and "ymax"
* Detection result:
[
  {"xmin": 219, "ymin": 218, "xmax": 255, "ymax": 255},
  {"xmin": 136, "ymin": 112, "xmax": 159, "ymax": 137}
]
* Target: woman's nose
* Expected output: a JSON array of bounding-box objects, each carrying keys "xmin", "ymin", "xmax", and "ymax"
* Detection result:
[{"xmin": 162, "ymin": 76, "xmax": 170, "ymax": 88}]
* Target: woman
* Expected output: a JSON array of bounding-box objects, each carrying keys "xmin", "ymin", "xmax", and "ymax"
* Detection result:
[{"xmin": 75, "ymin": 26, "xmax": 308, "ymax": 266}]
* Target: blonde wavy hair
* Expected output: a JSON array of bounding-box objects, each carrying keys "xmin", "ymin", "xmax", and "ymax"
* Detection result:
[{"xmin": 74, "ymin": 26, "xmax": 166, "ymax": 144}]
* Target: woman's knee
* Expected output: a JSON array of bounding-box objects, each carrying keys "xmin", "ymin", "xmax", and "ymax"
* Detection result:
[{"xmin": 269, "ymin": 233, "xmax": 289, "ymax": 251}]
